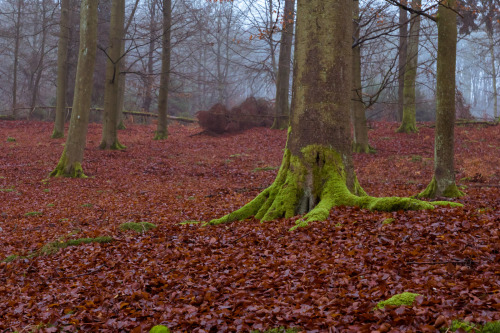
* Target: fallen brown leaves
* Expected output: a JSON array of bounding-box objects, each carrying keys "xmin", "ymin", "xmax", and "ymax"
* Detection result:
[{"xmin": 0, "ymin": 120, "xmax": 498, "ymax": 332}]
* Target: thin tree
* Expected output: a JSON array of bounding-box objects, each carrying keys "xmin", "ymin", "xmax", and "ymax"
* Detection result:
[
  {"xmin": 142, "ymin": 0, "xmax": 156, "ymax": 115},
  {"xmin": 100, "ymin": 0, "xmax": 126, "ymax": 149},
  {"xmin": 271, "ymin": 0, "xmax": 295, "ymax": 130},
  {"xmin": 396, "ymin": 0, "xmax": 421, "ymax": 133},
  {"xmin": 50, "ymin": 0, "xmax": 99, "ymax": 177},
  {"xmin": 419, "ymin": 0, "xmax": 464, "ymax": 198},
  {"xmin": 12, "ymin": 0, "xmax": 23, "ymax": 118},
  {"xmin": 351, "ymin": 0, "xmax": 373, "ymax": 153},
  {"xmin": 209, "ymin": 0, "xmax": 457, "ymax": 230},
  {"xmin": 52, "ymin": 0, "xmax": 70, "ymax": 138},
  {"xmin": 154, "ymin": 0, "xmax": 171, "ymax": 140},
  {"xmin": 397, "ymin": 5, "xmax": 408, "ymax": 122}
]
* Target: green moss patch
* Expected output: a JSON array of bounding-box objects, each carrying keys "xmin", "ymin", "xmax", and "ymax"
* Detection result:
[
  {"xmin": 119, "ymin": 221, "xmax": 157, "ymax": 233},
  {"xmin": 252, "ymin": 166, "xmax": 279, "ymax": 172},
  {"xmin": 149, "ymin": 325, "xmax": 171, "ymax": 333},
  {"xmin": 39, "ymin": 236, "xmax": 113, "ymax": 255},
  {"xmin": 375, "ymin": 292, "xmax": 420, "ymax": 310},
  {"xmin": 24, "ymin": 211, "xmax": 43, "ymax": 217},
  {"xmin": 381, "ymin": 218, "xmax": 394, "ymax": 225},
  {"xmin": 2, "ymin": 236, "xmax": 113, "ymax": 262},
  {"xmin": 178, "ymin": 220, "xmax": 202, "ymax": 225}
]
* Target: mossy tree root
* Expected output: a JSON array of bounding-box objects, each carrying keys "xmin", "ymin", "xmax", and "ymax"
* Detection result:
[
  {"xmin": 153, "ymin": 131, "xmax": 168, "ymax": 140},
  {"xmin": 352, "ymin": 142, "xmax": 376, "ymax": 153},
  {"xmin": 396, "ymin": 122, "xmax": 418, "ymax": 133},
  {"xmin": 99, "ymin": 140, "xmax": 126, "ymax": 150},
  {"xmin": 51, "ymin": 130, "xmax": 64, "ymax": 139},
  {"xmin": 209, "ymin": 146, "xmax": 461, "ymax": 229},
  {"xmin": 49, "ymin": 151, "xmax": 86, "ymax": 178},
  {"xmin": 418, "ymin": 176, "xmax": 465, "ymax": 199},
  {"xmin": 117, "ymin": 121, "xmax": 126, "ymax": 130}
]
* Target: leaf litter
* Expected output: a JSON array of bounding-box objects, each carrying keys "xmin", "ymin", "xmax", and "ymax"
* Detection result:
[{"xmin": 0, "ymin": 120, "xmax": 498, "ymax": 332}]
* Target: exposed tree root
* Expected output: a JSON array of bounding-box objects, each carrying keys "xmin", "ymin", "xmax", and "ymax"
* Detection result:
[
  {"xmin": 153, "ymin": 131, "xmax": 168, "ymax": 140},
  {"xmin": 99, "ymin": 140, "xmax": 126, "ymax": 150},
  {"xmin": 208, "ymin": 146, "xmax": 461, "ymax": 230},
  {"xmin": 50, "ymin": 150, "xmax": 86, "ymax": 178},
  {"xmin": 418, "ymin": 176, "xmax": 465, "ymax": 199},
  {"xmin": 353, "ymin": 142, "xmax": 376, "ymax": 153},
  {"xmin": 396, "ymin": 122, "xmax": 418, "ymax": 133}
]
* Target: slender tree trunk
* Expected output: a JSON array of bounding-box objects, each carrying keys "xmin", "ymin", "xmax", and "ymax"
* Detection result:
[
  {"xmin": 396, "ymin": 0, "xmax": 420, "ymax": 133},
  {"xmin": 116, "ymin": 61, "xmax": 126, "ymax": 129},
  {"xmin": 50, "ymin": 0, "xmax": 99, "ymax": 178},
  {"xmin": 30, "ymin": 0, "xmax": 48, "ymax": 113},
  {"xmin": 142, "ymin": 0, "xmax": 156, "ymax": 114},
  {"xmin": 154, "ymin": 0, "xmax": 171, "ymax": 140},
  {"xmin": 271, "ymin": 0, "xmax": 294, "ymax": 130},
  {"xmin": 12, "ymin": 0, "xmax": 23, "ymax": 118},
  {"xmin": 351, "ymin": 0, "xmax": 372, "ymax": 153},
  {"xmin": 487, "ymin": 28, "xmax": 498, "ymax": 120},
  {"xmin": 397, "ymin": 5, "xmax": 408, "ymax": 122},
  {"xmin": 116, "ymin": 0, "xmax": 140, "ymax": 130},
  {"xmin": 52, "ymin": 0, "xmax": 70, "ymax": 138},
  {"xmin": 100, "ymin": 0, "xmax": 126, "ymax": 149},
  {"xmin": 419, "ymin": 0, "xmax": 463, "ymax": 199},
  {"xmin": 209, "ymin": 0, "xmax": 447, "ymax": 230}
]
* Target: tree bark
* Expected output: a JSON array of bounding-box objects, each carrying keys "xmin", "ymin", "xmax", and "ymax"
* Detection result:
[
  {"xmin": 397, "ymin": 5, "xmax": 408, "ymax": 122},
  {"xmin": 419, "ymin": 0, "xmax": 464, "ymax": 199},
  {"xmin": 52, "ymin": 0, "xmax": 70, "ymax": 138},
  {"xmin": 50, "ymin": 0, "xmax": 99, "ymax": 178},
  {"xmin": 271, "ymin": 0, "xmax": 294, "ymax": 130},
  {"xmin": 142, "ymin": 0, "xmax": 156, "ymax": 115},
  {"xmin": 100, "ymin": 0, "xmax": 126, "ymax": 149},
  {"xmin": 487, "ymin": 27, "xmax": 498, "ymax": 120},
  {"xmin": 209, "ymin": 0, "xmax": 452, "ymax": 230},
  {"xmin": 154, "ymin": 0, "xmax": 171, "ymax": 140},
  {"xmin": 351, "ymin": 0, "xmax": 372, "ymax": 153},
  {"xmin": 29, "ymin": 0, "xmax": 48, "ymax": 115},
  {"xmin": 12, "ymin": 0, "xmax": 23, "ymax": 118},
  {"xmin": 396, "ymin": 0, "xmax": 420, "ymax": 133}
]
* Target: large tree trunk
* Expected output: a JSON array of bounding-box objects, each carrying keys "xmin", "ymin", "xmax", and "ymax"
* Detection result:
[
  {"xmin": 209, "ymin": 0, "xmax": 450, "ymax": 230},
  {"xmin": 396, "ymin": 0, "xmax": 420, "ymax": 133},
  {"xmin": 154, "ymin": 0, "xmax": 171, "ymax": 140},
  {"xmin": 271, "ymin": 0, "xmax": 294, "ymax": 130},
  {"xmin": 52, "ymin": 0, "xmax": 70, "ymax": 138},
  {"xmin": 351, "ymin": 0, "xmax": 372, "ymax": 153},
  {"xmin": 100, "ymin": 0, "xmax": 125, "ymax": 149},
  {"xmin": 397, "ymin": 5, "xmax": 408, "ymax": 122},
  {"xmin": 419, "ymin": 0, "xmax": 463, "ymax": 199},
  {"xmin": 50, "ymin": 0, "xmax": 99, "ymax": 178}
]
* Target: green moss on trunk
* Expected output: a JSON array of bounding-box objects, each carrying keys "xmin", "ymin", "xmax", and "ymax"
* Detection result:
[
  {"xmin": 99, "ymin": 140, "xmax": 126, "ymax": 150},
  {"xmin": 352, "ymin": 142, "xmax": 376, "ymax": 153},
  {"xmin": 209, "ymin": 146, "xmax": 459, "ymax": 230},
  {"xmin": 153, "ymin": 130, "xmax": 168, "ymax": 140},
  {"xmin": 396, "ymin": 120, "xmax": 418, "ymax": 133},
  {"xmin": 51, "ymin": 130, "xmax": 64, "ymax": 139},
  {"xmin": 50, "ymin": 150, "xmax": 87, "ymax": 178},
  {"xmin": 418, "ymin": 176, "xmax": 464, "ymax": 199}
]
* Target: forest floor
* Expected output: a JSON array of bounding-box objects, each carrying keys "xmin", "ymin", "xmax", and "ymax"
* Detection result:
[{"xmin": 0, "ymin": 120, "xmax": 499, "ymax": 332}]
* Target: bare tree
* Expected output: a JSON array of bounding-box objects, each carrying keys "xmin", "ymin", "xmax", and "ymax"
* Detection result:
[{"xmin": 50, "ymin": 0, "xmax": 99, "ymax": 178}]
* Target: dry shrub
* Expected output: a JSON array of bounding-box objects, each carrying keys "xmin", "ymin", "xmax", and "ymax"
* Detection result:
[{"xmin": 196, "ymin": 97, "xmax": 274, "ymax": 134}]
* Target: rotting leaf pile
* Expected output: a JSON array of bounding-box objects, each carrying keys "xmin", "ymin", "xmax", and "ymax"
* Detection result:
[{"xmin": 0, "ymin": 120, "xmax": 498, "ymax": 332}]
